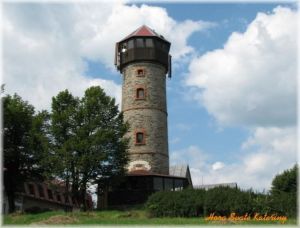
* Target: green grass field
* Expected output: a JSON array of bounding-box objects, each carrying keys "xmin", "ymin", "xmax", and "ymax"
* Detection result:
[{"xmin": 2, "ymin": 210, "xmax": 297, "ymax": 225}]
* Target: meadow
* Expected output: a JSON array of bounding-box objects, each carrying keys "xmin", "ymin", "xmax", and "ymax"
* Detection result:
[{"xmin": 3, "ymin": 210, "xmax": 297, "ymax": 225}]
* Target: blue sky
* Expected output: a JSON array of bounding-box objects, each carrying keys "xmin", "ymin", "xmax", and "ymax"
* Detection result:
[{"xmin": 2, "ymin": 1, "xmax": 298, "ymax": 191}]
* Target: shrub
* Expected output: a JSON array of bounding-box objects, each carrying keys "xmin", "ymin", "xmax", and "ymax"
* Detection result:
[
  {"xmin": 268, "ymin": 192, "xmax": 297, "ymax": 217},
  {"xmin": 145, "ymin": 163, "xmax": 298, "ymax": 218},
  {"xmin": 269, "ymin": 165, "xmax": 298, "ymax": 218},
  {"xmin": 146, "ymin": 187, "xmax": 269, "ymax": 218},
  {"xmin": 204, "ymin": 187, "xmax": 254, "ymax": 216},
  {"xmin": 146, "ymin": 189, "xmax": 206, "ymax": 217}
]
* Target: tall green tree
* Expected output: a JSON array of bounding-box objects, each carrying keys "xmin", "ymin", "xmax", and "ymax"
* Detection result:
[
  {"xmin": 48, "ymin": 87, "xmax": 128, "ymax": 211},
  {"xmin": 74, "ymin": 86, "xmax": 128, "ymax": 210},
  {"xmin": 48, "ymin": 90, "xmax": 79, "ymax": 210},
  {"xmin": 271, "ymin": 164, "xmax": 297, "ymax": 195},
  {"xmin": 269, "ymin": 164, "xmax": 298, "ymax": 217},
  {"xmin": 3, "ymin": 94, "xmax": 49, "ymax": 213}
]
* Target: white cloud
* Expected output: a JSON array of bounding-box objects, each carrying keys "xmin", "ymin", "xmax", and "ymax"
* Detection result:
[
  {"xmin": 2, "ymin": 2, "xmax": 214, "ymax": 111},
  {"xmin": 182, "ymin": 7, "xmax": 298, "ymax": 191},
  {"xmin": 186, "ymin": 6, "xmax": 297, "ymax": 127},
  {"xmin": 3, "ymin": 3, "xmax": 121, "ymax": 110},
  {"xmin": 181, "ymin": 127, "xmax": 297, "ymax": 191},
  {"xmin": 77, "ymin": 3, "xmax": 215, "ymax": 66},
  {"xmin": 212, "ymin": 161, "xmax": 224, "ymax": 171},
  {"xmin": 170, "ymin": 145, "xmax": 210, "ymax": 171}
]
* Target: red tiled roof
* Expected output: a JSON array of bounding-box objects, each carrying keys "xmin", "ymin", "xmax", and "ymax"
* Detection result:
[{"xmin": 120, "ymin": 25, "xmax": 168, "ymax": 42}]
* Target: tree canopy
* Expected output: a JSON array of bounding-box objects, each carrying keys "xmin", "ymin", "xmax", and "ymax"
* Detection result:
[
  {"xmin": 47, "ymin": 86, "xmax": 128, "ymax": 210},
  {"xmin": 3, "ymin": 94, "xmax": 49, "ymax": 212},
  {"xmin": 3, "ymin": 86, "xmax": 128, "ymax": 212},
  {"xmin": 271, "ymin": 164, "xmax": 297, "ymax": 195}
]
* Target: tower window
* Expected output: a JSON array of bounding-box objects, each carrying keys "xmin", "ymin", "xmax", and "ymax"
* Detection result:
[
  {"xmin": 145, "ymin": 39, "xmax": 154, "ymax": 47},
  {"xmin": 128, "ymin": 40, "xmax": 134, "ymax": 49},
  {"xmin": 136, "ymin": 38, "xmax": 144, "ymax": 48},
  {"xmin": 136, "ymin": 88, "xmax": 145, "ymax": 99},
  {"xmin": 136, "ymin": 69, "xmax": 145, "ymax": 76},
  {"xmin": 135, "ymin": 132, "xmax": 145, "ymax": 145}
]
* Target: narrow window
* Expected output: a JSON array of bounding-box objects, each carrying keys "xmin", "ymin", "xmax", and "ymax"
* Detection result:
[
  {"xmin": 145, "ymin": 39, "xmax": 154, "ymax": 47},
  {"xmin": 136, "ymin": 69, "xmax": 145, "ymax": 76},
  {"xmin": 136, "ymin": 132, "xmax": 145, "ymax": 144},
  {"xmin": 38, "ymin": 184, "xmax": 44, "ymax": 198},
  {"xmin": 121, "ymin": 42, "xmax": 127, "ymax": 53},
  {"xmin": 47, "ymin": 189, "xmax": 53, "ymax": 200},
  {"xmin": 128, "ymin": 39, "xmax": 134, "ymax": 49},
  {"xmin": 136, "ymin": 88, "xmax": 145, "ymax": 99}
]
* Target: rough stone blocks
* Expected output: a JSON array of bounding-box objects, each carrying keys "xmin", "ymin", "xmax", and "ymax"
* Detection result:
[{"xmin": 122, "ymin": 62, "xmax": 169, "ymax": 175}]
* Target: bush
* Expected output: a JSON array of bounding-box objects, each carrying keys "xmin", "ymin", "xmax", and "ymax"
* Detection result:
[
  {"xmin": 145, "ymin": 166, "xmax": 298, "ymax": 218},
  {"xmin": 251, "ymin": 192, "xmax": 271, "ymax": 215},
  {"xmin": 268, "ymin": 192, "xmax": 297, "ymax": 217},
  {"xmin": 204, "ymin": 187, "xmax": 254, "ymax": 216},
  {"xmin": 145, "ymin": 186, "xmax": 297, "ymax": 218},
  {"xmin": 269, "ymin": 165, "xmax": 298, "ymax": 218},
  {"xmin": 146, "ymin": 189, "xmax": 206, "ymax": 217}
]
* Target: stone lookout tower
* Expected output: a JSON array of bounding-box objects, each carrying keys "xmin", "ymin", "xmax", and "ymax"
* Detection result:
[
  {"xmin": 104, "ymin": 25, "xmax": 191, "ymax": 207},
  {"xmin": 115, "ymin": 25, "xmax": 171, "ymax": 175}
]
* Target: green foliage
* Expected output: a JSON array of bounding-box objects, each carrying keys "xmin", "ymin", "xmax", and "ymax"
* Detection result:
[
  {"xmin": 146, "ymin": 189, "xmax": 206, "ymax": 217},
  {"xmin": 271, "ymin": 165, "xmax": 297, "ymax": 195},
  {"xmin": 205, "ymin": 187, "xmax": 254, "ymax": 216},
  {"xmin": 146, "ymin": 187, "xmax": 257, "ymax": 218},
  {"xmin": 3, "ymin": 87, "xmax": 128, "ymax": 212},
  {"xmin": 146, "ymin": 164, "xmax": 298, "ymax": 219},
  {"xmin": 3, "ymin": 94, "xmax": 49, "ymax": 212},
  {"xmin": 48, "ymin": 86, "xmax": 128, "ymax": 210},
  {"xmin": 269, "ymin": 165, "xmax": 298, "ymax": 217}
]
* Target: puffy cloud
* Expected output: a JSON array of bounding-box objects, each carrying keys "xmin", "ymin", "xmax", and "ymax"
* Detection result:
[
  {"xmin": 77, "ymin": 3, "xmax": 215, "ymax": 66},
  {"xmin": 3, "ymin": 3, "xmax": 121, "ymax": 110},
  {"xmin": 183, "ymin": 127, "xmax": 297, "ymax": 191},
  {"xmin": 182, "ymin": 6, "xmax": 297, "ymax": 191},
  {"xmin": 212, "ymin": 161, "xmax": 225, "ymax": 171},
  {"xmin": 186, "ymin": 6, "xmax": 297, "ymax": 127},
  {"xmin": 3, "ymin": 2, "xmax": 214, "ymax": 111},
  {"xmin": 170, "ymin": 145, "xmax": 210, "ymax": 171}
]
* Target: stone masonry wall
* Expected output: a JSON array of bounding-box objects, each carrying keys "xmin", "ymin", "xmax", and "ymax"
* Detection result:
[{"xmin": 122, "ymin": 62, "xmax": 169, "ymax": 175}]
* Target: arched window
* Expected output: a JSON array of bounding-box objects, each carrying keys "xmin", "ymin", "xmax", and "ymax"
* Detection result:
[{"xmin": 136, "ymin": 88, "xmax": 145, "ymax": 99}]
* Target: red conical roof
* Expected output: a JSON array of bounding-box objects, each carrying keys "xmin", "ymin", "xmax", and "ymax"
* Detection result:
[{"xmin": 120, "ymin": 25, "xmax": 169, "ymax": 42}]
